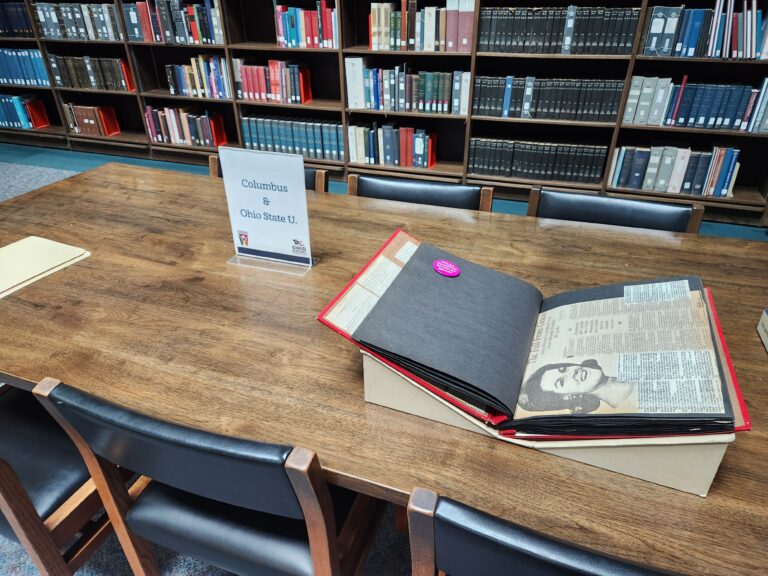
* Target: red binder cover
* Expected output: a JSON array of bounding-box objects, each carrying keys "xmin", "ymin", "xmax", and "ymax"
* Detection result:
[
  {"xmin": 120, "ymin": 60, "xmax": 135, "ymax": 92},
  {"xmin": 97, "ymin": 106, "xmax": 121, "ymax": 137},
  {"xmin": 209, "ymin": 114, "xmax": 227, "ymax": 146},
  {"xmin": 23, "ymin": 98, "xmax": 50, "ymax": 129},
  {"xmin": 299, "ymin": 69, "xmax": 313, "ymax": 103},
  {"xmin": 319, "ymin": 230, "xmax": 750, "ymax": 440}
]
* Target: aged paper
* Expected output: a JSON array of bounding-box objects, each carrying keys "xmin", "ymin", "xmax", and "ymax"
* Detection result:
[{"xmin": 516, "ymin": 288, "xmax": 724, "ymax": 418}]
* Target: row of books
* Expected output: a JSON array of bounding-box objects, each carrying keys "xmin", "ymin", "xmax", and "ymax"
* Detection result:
[
  {"xmin": 643, "ymin": 3, "xmax": 766, "ymax": 60},
  {"xmin": 345, "ymin": 59, "xmax": 470, "ymax": 115},
  {"xmin": 63, "ymin": 103, "xmax": 120, "ymax": 136},
  {"xmin": 0, "ymin": 94, "xmax": 49, "ymax": 129},
  {"xmin": 348, "ymin": 123, "xmax": 435, "ymax": 168},
  {"xmin": 0, "ymin": 3, "xmax": 33, "ymax": 37},
  {"xmin": 623, "ymin": 75, "xmax": 768, "ymax": 132},
  {"xmin": 274, "ymin": 3, "xmax": 338, "ymax": 49},
  {"xmin": 240, "ymin": 116, "xmax": 344, "ymax": 161},
  {"xmin": 232, "ymin": 60, "xmax": 311, "ymax": 104},
  {"xmin": 35, "ymin": 3, "xmax": 124, "ymax": 41},
  {"xmin": 477, "ymin": 7, "xmax": 639, "ymax": 55},
  {"xmin": 469, "ymin": 138, "xmax": 607, "ymax": 183},
  {"xmin": 0, "ymin": 49, "xmax": 49, "ymax": 87},
  {"xmin": 609, "ymin": 145, "xmax": 740, "ymax": 197},
  {"xmin": 369, "ymin": 1, "xmax": 474, "ymax": 53},
  {"xmin": 145, "ymin": 105, "xmax": 227, "ymax": 147},
  {"xmin": 49, "ymin": 55, "xmax": 135, "ymax": 92},
  {"xmin": 165, "ymin": 55, "xmax": 231, "ymax": 99},
  {"xmin": 473, "ymin": 77, "xmax": 623, "ymax": 122},
  {"xmin": 123, "ymin": 0, "xmax": 225, "ymax": 45}
]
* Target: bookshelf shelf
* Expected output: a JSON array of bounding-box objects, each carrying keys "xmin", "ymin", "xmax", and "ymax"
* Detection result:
[
  {"xmin": 606, "ymin": 187, "xmax": 766, "ymax": 210},
  {"xmin": 0, "ymin": 84, "xmax": 52, "ymax": 90},
  {"xmin": 151, "ymin": 142, "xmax": 218, "ymax": 153},
  {"xmin": 0, "ymin": 0, "xmax": 764, "ymax": 226},
  {"xmin": 69, "ymin": 131, "xmax": 148, "ymax": 145},
  {"xmin": 343, "ymin": 46, "xmax": 471, "ymax": 57},
  {"xmin": 635, "ymin": 56, "xmax": 768, "ymax": 65},
  {"xmin": 238, "ymin": 98, "xmax": 342, "ymax": 112},
  {"xmin": 230, "ymin": 42, "xmax": 337, "ymax": 54},
  {"xmin": 42, "ymin": 39, "xmax": 124, "ymax": 45},
  {"xmin": 467, "ymin": 174, "xmax": 603, "ymax": 191},
  {"xmin": 620, "ymin": 124, "xmax": 768, "ymax": 139},
  {"xmin": 348, "ymin": 161, "xmax": 464, "ymax": 178},
  {"xmin": 127, "ymin": 42, "xmax": 226, "ymax": 49},
  {"xmin": 348, "ymin": 109, "xmax": 467, "ymax": 120},
  {"xmin": 57, "ymin": 87, "xmax": 135, "ymax": 96},
  {"xmin": 143, "ymin": 89, "xmax": 232, "ymax": 103},
  {"xmin": 0, "ymin": 125, "xmax": 67, "ymax": 137},
  {"xmin": 476, "ymin": 52, "xmax": 631, "ymax": 60},
  {"xmin": 473, "ymin": 116, "xmax": 615, "ymax": 128}
]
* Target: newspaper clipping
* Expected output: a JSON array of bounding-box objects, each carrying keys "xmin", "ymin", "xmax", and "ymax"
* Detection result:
[{"xmin": 515, "ymin": 281, "xmax": 725, "ymax": 418}]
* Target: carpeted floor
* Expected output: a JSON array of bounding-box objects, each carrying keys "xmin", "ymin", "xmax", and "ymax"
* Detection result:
[
  {"xmin": 0, "ymin": 161, "xmax": 78, "ymax": 201},
  {"xmin": 0, "ymin": 504, "xmax": 411, "ymax": 575}
]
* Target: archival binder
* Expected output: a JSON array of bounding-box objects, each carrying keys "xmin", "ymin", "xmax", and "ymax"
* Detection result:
[{"xmin": 362, "ymin": 351, "xmax": 733, "ymax": 497}]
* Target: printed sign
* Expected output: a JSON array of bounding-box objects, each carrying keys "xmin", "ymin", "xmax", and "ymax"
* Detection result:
[{"xmin": 219, "ymin": 147, "xmax": 312, "ymax": 266}]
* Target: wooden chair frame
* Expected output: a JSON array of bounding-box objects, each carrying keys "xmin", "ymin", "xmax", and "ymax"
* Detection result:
[
  {"xmin": 0, "ymin": 384, "xmax": 112, "ymax": 576},
  {"xmin": 407, "ymin": 487, "xmax": 440, "ymax": 576},
  {"xmin": 528, "ymin": 186, "xmax": 704, "ymax": 234},
  {"xmin": 347, "ymin": 174, "xmax": 494, "ymax": 212},
  {"xmin": 208, "ymin": 154, "xmax": 328, "ymax": 193},
  {"xmin": 33, "ymin": 378, "xmax": 384, "ymax": 576}
]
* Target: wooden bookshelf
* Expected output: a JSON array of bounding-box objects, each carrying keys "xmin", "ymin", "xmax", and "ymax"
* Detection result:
[{"xmin": 0, "ymin": 0, "xmax": 766, "ymax": 226}]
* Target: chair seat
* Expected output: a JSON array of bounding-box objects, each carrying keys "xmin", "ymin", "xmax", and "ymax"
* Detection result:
[
  {"xmin": 0, "ymin": 387, "xmax": 90, "ymax": 541},
  {"xmin": 126, "ymin": 481, "xmax": 357, "ymax": 576}
]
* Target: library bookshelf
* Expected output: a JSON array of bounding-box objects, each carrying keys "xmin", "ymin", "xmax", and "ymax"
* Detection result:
[{"xmin": 1, "ymin": 0, "xmax": 767, "ymax": 226}]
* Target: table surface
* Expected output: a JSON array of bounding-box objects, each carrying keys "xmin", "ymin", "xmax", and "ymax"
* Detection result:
[{"xmin": 1, "ymin": 163, "xmax": 766, "ymax": 575}]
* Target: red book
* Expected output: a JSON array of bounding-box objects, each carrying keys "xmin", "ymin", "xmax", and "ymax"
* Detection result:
[
  {"xmin": 400, "ymin": 0, "xmax": 408, "ymax": 50},
  {"xmin": 457, "ymin": 0, "xmax": 473, "ymax": 53},
  {"xmin": 670, "ymin": 75, "xmax": 688, "ymax": 125},
  {"xmin": 97, "ymin": 106, "xmax": 121, "ymax": 137},
  {"xmin": 303, "ymin": 10, "xmax": 313, "ymax": 47},
  {"xmin": 268, "ymin": 59, "xmax": 282, "ymax": 102},
  {"xmin": 120, "ymin": 60, "xmax": 135, "ymax": 92},
  {"xmin": 310, "ymin": 10, "xmax": 319, "ymax": 48},
  {"xmin": 23, "ymin": 98, "xmax": 49, "ymax": 128},
  {"xmin": 740, "ymin": 90, "xmax": 759, "ymax": 129},
  {"xmin": 188, "ymin": 6, "xmax": 200, "ymax": 44},
  {"xmin": 136, "ymin": 2, "xmax": 154, "ymax": 43},
  {"xmin": 145, "ymin": 106, "xmax": 157, "ymax": 141},
  {"xmin": 209, "ymin": 114, "xmax": 227, "ymax": 146},
  {"xmin": 257, "ymin": 66, "xmax": 268, "ymax": 101},
  {"xmin": 323, "ymin": 7, "xmax": 333, "ymax": 48},
  {"xmin": 240, "ymin": 65, "xmax": 251, "ymax": 100},
  {"xmin": 732, "ymin": 13, "xmax": 739, "ymax": 57},
  {"xmin": 275, "ymin": 5, "xmax": 287, "ymax": 47},
  {"xmin": 398, "ymin": 126, "xmax": 407, "ymax": 166},
  {"xmin": 445, "ymin": 0, "xmax": 459, "ymax": 52},
  {"xmin": 427, "ymin": 134, "xmax": 436, "ymax": 168},
  {"xmin": 299, "ymin": 68, "xmax": 313, "ymax": 103}
]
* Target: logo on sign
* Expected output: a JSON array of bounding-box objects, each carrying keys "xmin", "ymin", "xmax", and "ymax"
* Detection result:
[
  {"xmin": 238, "ymin": 230, "xmax": 249, "ymax": 246},
  {"xmin": 291, "ymin": 239, "xmax": 307, "ymax": 256}
]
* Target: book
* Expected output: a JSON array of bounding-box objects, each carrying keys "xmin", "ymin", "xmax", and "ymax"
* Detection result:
[{"xmin": 319, "ymin": 229, "xmax": 749, "ymax": 440}]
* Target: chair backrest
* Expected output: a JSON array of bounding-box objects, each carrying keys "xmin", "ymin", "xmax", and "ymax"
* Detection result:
[
  {"xmin": 208, "ymin": 154, "xmax": 327, "ymax": 193},
  {"xmin": 348, "ymin": 174, "xmax": 493, "ymax": 211},
  {"xmin": 408, "ymin": 488, "xmax": 667, "ymax": 576},
  {"xmin": 528, "ymin": 187, "xmax": 703, "ymax": 233},
  {"xmin": 40, "ymin": 382, "xmax": 304, "ymax": 519}
]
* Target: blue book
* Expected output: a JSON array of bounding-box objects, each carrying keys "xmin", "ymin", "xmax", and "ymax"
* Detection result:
[
  {"xmin": 627, "ymin": 148, "xmax": 651, "ymax": 189},
  {"xmin": 240, "ymin": 117, "xmax": 250, "ymax": 148},
  {"xmin": 676, "ymin": 83, "xmax": 698, "ymax": 125},
  {"xmin": 719, "ymin": 86, "xmax": 743, "ymax": 128},
  {"xmin": 612, "ymin": 147, "xmax": 626, "ymax": 187},
  {"xmin": 11, "ymin": 95, "xmax": 30, "ymax": 128},
  {"xmin": 711, "ymin": 148, "xmax": 734, "ymax": 196},
  {"xmin": 691, "ymin": 152, "xmax": 713, "ymax": 195},
  {"xmin": 372, "ymin": 68, "xmax": 380, "ymax": 110},
  {"xmin": 732, "ymin": 87, "xmax": 755, "ymax": 130},
  {"xmin": 664, "ymin": 85, "xmax": 680, "ymax": 124},
  {"xmin": 685, "ymin": 10, "xmax": 705, "ymax": 57},
  {"xmin": 706, "ymin": 86, "xmax": 727, "ymax": 128},
  {"xmin": 203, "ymin": 0, "xmax": 215, "ymax": 43},
  {"xmin": 680, "ymin": 152, "xmax": 701, "ymax": 194},
  {"xmin": 617, "ymin": 147, "xmax": 636, "ymax": 188},
  {"xmin": 248, "ymin": 117, "xmax": 259, "ymax": 149},
  {"xmin": 693, "ymin": 85, "xmax": 716, "ymax": 127},
  {"xmin": 501, "ymin": 76, "xmax": 513, "ymax": 118},
  {"xmin": 714, "ymin": 13, "xmax": 726, "ymax": 57},
  {"xmin": 368, "ymin": 127, "xmax": 376, "ymax": 164},
  {"xmin": 337, "ymin": 124, "xmax": 345, "ymax": 161},
  {"xmin": 719, "ymin": 149, "xmax": 740, "ymax": 196},
  {"xmin": 758, "ymin": 11, "xmax": 764, "ymax": 58},
  {"xmin": 674, "ymin": 9, "xmax": 692, "ymax": 56}
]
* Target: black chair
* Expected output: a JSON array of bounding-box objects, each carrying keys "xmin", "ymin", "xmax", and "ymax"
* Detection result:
[
  {"xmin": 208, "ymin": 154, "xmax": 328, "ymax": 192},
  {"xmin": 407, "ymin": 488, "xmax": 671, "ymax": 576},
  {"xmin": 528, "ymin": 187, "xmax": 704, "ymax": 233},
  {"xmin": 34, "ymin": 378, "xmax": 384, "ymax": 576},
  {"xmin": 348, "ymin": 174, "xmax": 493, "ymax": 211},
  {"xmin": 0, "ymin": 381, "xmax": 111, "ymax": 575}
]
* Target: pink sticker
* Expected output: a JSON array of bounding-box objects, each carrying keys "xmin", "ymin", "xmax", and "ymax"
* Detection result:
[{"xmin": 433, "ymin": 259, "xmax": 461, "ymax": 278}]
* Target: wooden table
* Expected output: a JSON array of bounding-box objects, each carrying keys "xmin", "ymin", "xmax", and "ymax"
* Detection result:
[{"xmin": 1, "ymin": 163, "xmax": 766, "ymax": 575}]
